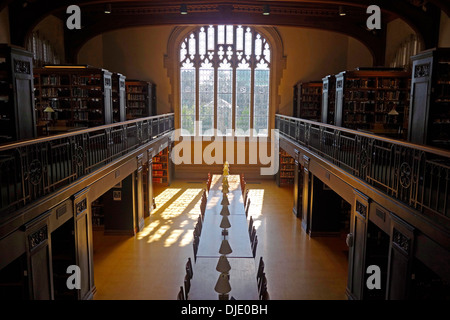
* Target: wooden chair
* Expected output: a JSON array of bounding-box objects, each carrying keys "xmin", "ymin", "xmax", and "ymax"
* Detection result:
[
  {"xmin": 250, "ymin": 226, "xmax": 256, "ymax": 243},
  {"xmin": 193, "ymin": 235, "xmax": 199, "ymax": 261},
  {"xmin": 260, "ymin": 289, "xmax": 269, "ymax": 300},
  {"xmin": 245, "ymin": 198, "xmax": 251, "ymax": 217},
  {"xmin": 258, "ymin": 272, "xmax": 267, "ymax": 295},
  {"xmin": 260, "ymin": 281, "xmax": 269, "ymax": 300},
  {"xmin": 206, "ymin": 173, "xmax": 212, "ymax": 192},
  {"xmin": 257, "ymin": 257, "xmax": 265, "ymax": 281},
  {"xmin": 259, "ymin": 282, "xmax": 268, "ymax": 300},
  {"xmin": 248, "ymin": 216, "xmax": 253, "ymax": 235},
  {"xmin": 244, "ymin": 189, "xmax": 249, "ymax": 205},
  {"xmin": 186, "ymin": 257, "xmax": 193, "ymax": 280},
  {"xmin": 177, "ymin": 286, "xmax": 185, "ymax": 300},
  {"xmin": 184, "ymin": 274, "xmax": 191, "ymax": 299},
  {"xmin": 252, "ymin": 235, "xmax": 258, "ymax": 258},
  {"xmin": 200, "ymin": 189, "xmax": 207, "ymax": 217}
]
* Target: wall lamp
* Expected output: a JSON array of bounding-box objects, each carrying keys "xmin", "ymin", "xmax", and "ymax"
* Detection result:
[
  {"xmin": 263, "ymin": 5, "xmax": 271, "ymax": 16},
  {"xmin": 339, "ymin": 6, "xmax": 346, "ymax": 16},
  {"xmin": 180, "ymin": 4, "xmax": 188, "ymax": 15},
  {"xmin": 104, "ymin": 4, "xmax": 112, "ymax": 14}
]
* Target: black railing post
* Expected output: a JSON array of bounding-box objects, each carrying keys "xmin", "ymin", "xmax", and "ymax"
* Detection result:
[{"xmin": 274, "ymin": 114, "xmax": 450, "ymax": 222}]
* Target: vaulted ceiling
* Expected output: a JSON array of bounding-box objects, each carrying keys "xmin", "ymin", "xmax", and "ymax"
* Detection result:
[{"xmin": 2, "ymin": 0, "xmax": 447, "ymax": 65}]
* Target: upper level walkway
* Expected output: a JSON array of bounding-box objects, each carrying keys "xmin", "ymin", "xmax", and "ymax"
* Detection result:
[{"xmin": 276, "ymin": 114, "xmax": 450, "ymax": 248}]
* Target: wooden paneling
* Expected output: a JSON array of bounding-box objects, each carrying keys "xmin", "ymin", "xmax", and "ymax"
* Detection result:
[
  {"xmin": 24, "ymin": 212, "xmax": 53, "ymax": 300},
  {"xmin": 386, "ymin": 213, "xmax": 415, "ymax": 300},
  {"xmin": 346, "ymin": 191, "xmax": 368, "ymax": 300},
  {"xmin": 73, "ymin": 188, "xmax": 94, "ymax": 300}
]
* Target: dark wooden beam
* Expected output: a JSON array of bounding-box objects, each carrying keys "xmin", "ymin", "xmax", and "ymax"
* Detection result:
[{"xmin": 5, "ymin": 0, "xmax": 440, "ymax": 64}]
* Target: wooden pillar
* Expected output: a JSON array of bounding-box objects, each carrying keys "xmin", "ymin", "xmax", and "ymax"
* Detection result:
[
  {"xmin": 23, "ymin": 211, "xmax": 53, "ymax": 300},
  {"xmin": 144, "ymin": 148, "xmax": 154, "ymax": 218},
  {"xmin": 292, "ymin": 149, "xmax": 302, "ymax": 218},
  {"xmin": 301, "ymin": 155, "xmax": 311, "ymax": 232},
  {"xmin": 386, "ymin": 213, "xmax": 415, "ymax": 300},
  {"xmin": 73, "ymin": 188, "xmax": 94, "ymax": 300},
  {"xmin": 135, "ymin": 153, "xmax": 145, "ymax": 232},
  {"xmin": 346, "ymin": 190, "xmax": 369, "ymax": 300}
]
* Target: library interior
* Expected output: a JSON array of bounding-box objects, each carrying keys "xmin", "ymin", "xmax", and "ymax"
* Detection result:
[{"xmin": 0, "ymin": 0, "xmax": 449, "ymax": 301}]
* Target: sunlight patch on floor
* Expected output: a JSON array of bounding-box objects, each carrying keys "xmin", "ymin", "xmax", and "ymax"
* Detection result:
[
  {"xmin": 247, "ymin": 189, "xmax": 264, "ymax": 229},
  {"xmin": 152, "ymin": 188, "xmax": 182, "ymax": 213},
  {"xmin": 160, "ymin": 188, "xmax": 203, "ymax": 220},
  {"xmin": 164, "ymin": 229, "xmax": 184, "ymax": 247},
  {"xmin": 137, "ymin": 220, "xmax": 161, "ymax": 240}
]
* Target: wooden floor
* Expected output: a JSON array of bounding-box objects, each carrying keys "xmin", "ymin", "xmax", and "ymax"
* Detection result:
[{"xmin": 92, "ymin": 178, "xmax": 349, "ymax": 300}]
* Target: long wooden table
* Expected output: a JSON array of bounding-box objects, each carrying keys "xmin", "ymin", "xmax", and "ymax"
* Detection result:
[{"xmin": 188, "ymin": 174, "xmax": 259, "ymax": 300}]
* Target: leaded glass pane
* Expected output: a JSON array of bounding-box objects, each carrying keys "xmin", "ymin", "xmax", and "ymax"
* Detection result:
[
  {"xmin": 179, "ymin": 25, "xmax": 270, "ymax": 137},
  {"xmin": 199, "ymin": 68, "xmax": 214, "ymax": 135},
  {"xmin": 199, "ymin": 27, "xmax": 206, "ymax": 56},
  {"xmin": 180, "ymin": 67, "xmax": 196, "ymax": 135},
  {"xmin": 226, "ymin": 25, "xmax": 234, "ymax": 44},
  {"xmin": 254, "ymin": 69, "xmax": 270, "ymax": 136},
  {"xmin": 217, "ymin": 68, "xmax": 233, "ymax": 136},
  {"xmin": 235, "ymin": 68, "xmax": 251, "ymax": 135},
  {"xmin": 208, "ymin": 26, "xmax": 215, "ymax": 51},
  {"xmin": 218, "ymin": 25, "xmax": 225, "ymax": 44},
  {"xmin": 236, "ymin": 26, "xmax": 244, "ymax": 51}
]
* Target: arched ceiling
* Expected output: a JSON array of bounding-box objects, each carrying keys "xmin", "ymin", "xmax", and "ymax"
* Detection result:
[{"xmin": 2, "ymin": 0, "xmax": 446, "ymax": 65}]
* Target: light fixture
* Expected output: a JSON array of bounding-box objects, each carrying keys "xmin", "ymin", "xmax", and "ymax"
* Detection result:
[
  {"xmin": 43, "ymin": 106, "xmax": 55, "ymax": 113},
  {"xmin": 222, "ymin": 185, "xmax": 229, "ymax": 194},
  {"xmin": 215, "ymin": 273, "xmax": 231, "ymax": 295},
  {"xmin": 221, "ymin": 194, "xmax": 230, "ymax": 206},
  {"xmin": 220, "ymin": 205, "xmax": 230, "ymax": 216},
  {"xmin": 222, "ymin": 179, "xmax": 229, "ymax": 188},
  {"xmin": 44, "ymin": 65, "xmax": 88, "ymax": 69},
  {"xmin": 180, "ymin": 4, "xmax": 188, "ymax": 15},
  {"xmin": 220, "ymin": 215, "xmax": 231, "ymax": 229},
  {"xmin": 263, "ymin": 4, "xmax": 270, "ymax": 16},
  {"xmin": 339, "ymin": 6, "xmax": 346, "ymax": 16},
  {"xmin": 104, "ymin": 3, "xmax": 112, "ymax": 14},
  {"xmin": 219, "ymin": 239, "xmax": 233, "ymax": 255},
  {"xmin": 388, "ymin": 106, "xmax": 399, "ymax": 116},
  {"xmin": 216, "ymin": 255, "xmax": 231, "ymax": 273}
]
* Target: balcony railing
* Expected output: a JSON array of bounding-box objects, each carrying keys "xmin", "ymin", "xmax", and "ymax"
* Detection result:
[
  {"xmin": 276, "ymin": 114, "xmax": 450, "ymax": 224},
  {"xmin": 0, "ymin": 113, "xmax": 174, "ymax": 216}
]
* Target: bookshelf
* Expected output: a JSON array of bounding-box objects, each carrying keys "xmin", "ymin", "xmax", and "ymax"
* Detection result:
[
  {"xmin": 293, "ymin": 83, "xmax": 300, "ymax": 117},
  {"xmin": 335, "ymin": 68, "xmax": 411, "ymax": 139},
  {"xmin": 0, "ymin": 45, "xmax": 36, "ymax": 144},
  {"xmin": 112, "ymin": 72, "xmax": 126, "ymax": 123},
  {"xmin": 91, "ymin": 197, "xmax": 105, "ymax": 230},
  {"xmin": 293, "ymin": 81, "xmax": 322, "ymax": 121},
  {"xmin": 125, "ymin": 80, "xmax": 156, "ymax": 119},
  {"xmin": 152, "ymin": 148, "xmax": 170, "ymax": 185},
  {"xmin": 33, "ymin": 66, "xmax": 113, "ymax": 134},
  {"xmin": 321, "ymin": 75, "xmax": 336, "ymax": 125},
  {"xmin": 277, "ymin": 149, "xmax": 295, "ymax": 186},
  {"xmin": 408, "ymin": 48, "xmax": 450, "ymax": 150}
]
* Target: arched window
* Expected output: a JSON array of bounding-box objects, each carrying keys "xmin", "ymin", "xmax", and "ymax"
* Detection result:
[{"xmin": 180, "ymin": 25, "xmax": 271, "ymax": 136}]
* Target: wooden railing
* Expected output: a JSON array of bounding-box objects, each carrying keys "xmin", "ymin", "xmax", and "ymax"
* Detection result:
[
  {"xmin": 276, "ymin": 114, "xmax": 450, "ymax": 224},
  {"xmin": 0, "ymin": 113, "xmax": 174, "ymax": 216}
]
